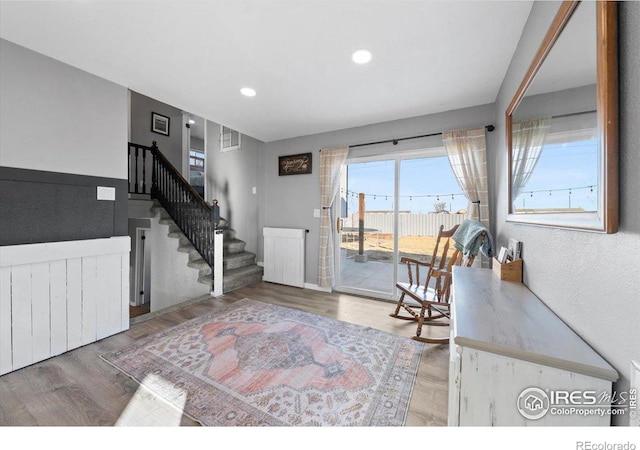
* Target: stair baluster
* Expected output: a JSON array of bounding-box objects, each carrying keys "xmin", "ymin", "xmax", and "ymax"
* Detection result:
[
  {"xmin": 128, "ymin": 141, "xmax": 218, "ymax": 268},
  {"xmin": 130, "ymin": 141, "xmax": 263, "ymax": 293}
]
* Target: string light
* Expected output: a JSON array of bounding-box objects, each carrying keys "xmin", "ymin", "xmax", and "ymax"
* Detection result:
[
  {"xmin": 344, "ymin": 189, "xmax": 466, "ymax": 199},
  {"xmin": 343, "ymin": 185, "xmax": 596, "ymax": 201},
  {"xmin": 519, "ymin": 184, "xmax": 597, "ymax": 197}
]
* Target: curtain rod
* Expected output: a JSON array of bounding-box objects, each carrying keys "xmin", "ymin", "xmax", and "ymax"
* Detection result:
[
  {"xmin": 346, "ymin": 124, "xmax": 495, "ymax": 149},
  {"xmin": 551, "ymin": 109, "xmax": 597, "ymax": 120}
]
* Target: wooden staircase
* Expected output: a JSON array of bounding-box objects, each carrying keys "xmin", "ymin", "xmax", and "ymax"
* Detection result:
[{"xmin": 151, "ymin": 201, "xmax": 263, "ymax": 293}]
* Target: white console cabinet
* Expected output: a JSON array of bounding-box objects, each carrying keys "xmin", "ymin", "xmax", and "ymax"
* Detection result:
[{"xmin": 448, "ymin": 267, "xmax": 618, "ymax": 426}]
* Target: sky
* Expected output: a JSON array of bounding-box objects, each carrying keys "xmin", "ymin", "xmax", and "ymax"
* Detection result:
[
  {"xmin": 343, "ymin": 138, "xmax": 598, "ymax": 216},
  {"xmin": 513, "ymin": 138, "xmax": 598, "ymax": 211},
  {"xmin": 344, "ymin": 155, "xmax": 468, "ymax": 216}
]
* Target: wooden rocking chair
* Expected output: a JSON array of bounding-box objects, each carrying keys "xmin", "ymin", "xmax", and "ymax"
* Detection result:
[{"xmin": 390, "ymin": 223, "xmax": 485, "ymax": 344}]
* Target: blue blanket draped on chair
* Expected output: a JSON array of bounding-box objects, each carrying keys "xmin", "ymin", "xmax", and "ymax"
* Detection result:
[{"xmin": 451, "ymin": 219, "xmax": 494, "ymax": 258}]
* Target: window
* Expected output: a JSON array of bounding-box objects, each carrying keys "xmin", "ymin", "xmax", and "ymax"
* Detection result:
[
  {"xmin": 220, "ymin": 125, "xmax": 241, "ymax": 152},
  {"xmin": 189, "ymin": 150, "xmax": 204, "ymax": 171},
  {"xmin": 512, "ymin": 113, "xmax": 598, "ymax": 214}
]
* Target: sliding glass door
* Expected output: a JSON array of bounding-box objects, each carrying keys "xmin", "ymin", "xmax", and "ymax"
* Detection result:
[
  {"xmin": 336, "ymin": 158, "xmax": 397, "ymax": 298},
  {"xmin": 335, "ymin": 151, "xmax": 467, "ymax": 300}
]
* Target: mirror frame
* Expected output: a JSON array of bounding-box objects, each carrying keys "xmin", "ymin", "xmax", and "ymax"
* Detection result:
[{"xmin": 506, "ymin": 0, "xmax": 618, "ymax": 233}]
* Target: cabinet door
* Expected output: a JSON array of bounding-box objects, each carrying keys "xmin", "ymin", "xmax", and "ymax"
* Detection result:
[{"xmin": 458, "ymin": 348, "xmax": 612, "ymax": 426}]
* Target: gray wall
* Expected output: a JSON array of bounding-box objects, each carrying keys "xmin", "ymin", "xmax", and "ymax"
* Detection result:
[
  {"xmin": 130, "ymin": 91, "xmax": 184, "ymax": 174},
  {"xmin": 0, "ymin": 167, "xmax": 128, "ymax": 245},
  {"xmin": 0, "ymin": 39, "xmax": 128, "ymax": 245},
  {"xmin": 492, "ymin": 1, "xmax": 640, "ymax": 425},
  {"xmin": 513, "ymin": 83, "xmax": 596, "ymax": 122},
  {"xmin": 259, "ymin": 103, "xmax": 496, "ymax": 286},
  {"xmin": 190, "ymin": 136, "xmax": 204, "ymax": 152},
  {"xmin": 0, "ymin": 39, "xmax": 127, "ymax": 179},
  {"xmin": 206, "ymin": 121, "xmax": 261, "ymax": 256}
]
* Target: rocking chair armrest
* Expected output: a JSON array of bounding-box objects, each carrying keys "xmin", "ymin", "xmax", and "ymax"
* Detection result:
[
  {"xmin": 400, "ymin": 257, "xmax": 432, "ymax": 267},
  {"xmin": 400, "ymin": 257, "xmax": 433, "ymax": 287},
  {"xmin": 430, "ymin": 268, "xmax": 453, "ymax": 278}
]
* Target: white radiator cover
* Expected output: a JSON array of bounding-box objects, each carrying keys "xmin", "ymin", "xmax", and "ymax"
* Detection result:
[
  {"xmin": 0, "ymin": 236, "xmax": 130, "ymax": 375},
  {"xmin": 263, "ymin": 227, "xmax": 306, "ymax": 288}
]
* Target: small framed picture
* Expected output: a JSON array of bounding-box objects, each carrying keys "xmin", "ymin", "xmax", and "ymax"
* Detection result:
[
  {"xmin": 497, "ymin": 246, "xmax": 509, "ymax": 264},
  {"xmin": 151, "ymin": 112, "xmax": 170, "ymax": 136}
]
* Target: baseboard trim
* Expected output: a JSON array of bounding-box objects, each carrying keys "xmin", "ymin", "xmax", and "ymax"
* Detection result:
[
  {"xmin": 256, "ymin": 261, "xmax": 330, "ymax": 293},
  {"xmin": 130, "ymin": 294, "xmax": 211, "ymax": 325},
  {"xmin": 303, "ymin": 283, "xmax": 332, "ymax": 293}
]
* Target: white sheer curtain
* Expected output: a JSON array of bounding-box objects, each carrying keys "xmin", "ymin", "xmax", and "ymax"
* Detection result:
[
  {"xmin": 443, "ymin": 128, "xmax": 490, "ymax": 228},
  {"xmin": 511, "ymin": 117, "xmax": 550, "ymax": 205},
  {"xmin": 318, "ymin": 147, "xmax": 349, "ymax": 287}
]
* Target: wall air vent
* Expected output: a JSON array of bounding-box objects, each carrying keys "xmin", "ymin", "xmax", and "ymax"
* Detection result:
[{"xmin": 220, "ymin": 125, "xmax": 241, "ymax": 152}]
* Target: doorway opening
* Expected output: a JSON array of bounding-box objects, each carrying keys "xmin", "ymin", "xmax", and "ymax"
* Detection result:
[
  {"xmin": 130, "ymin": 226, "xmax": 151, "ymax": 318},
  {"xmin": 184, "ymin": 113, "xmax": 206, "ymax": 199}
]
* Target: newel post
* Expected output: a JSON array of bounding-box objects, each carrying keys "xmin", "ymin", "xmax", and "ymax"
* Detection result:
[
  {"xmin": 211, "ymin": 199, "xmax": 220, "ymax": 229},
  {"xmin": 211, "ymin": 199, "xmax": 224, "ymax": 297}
]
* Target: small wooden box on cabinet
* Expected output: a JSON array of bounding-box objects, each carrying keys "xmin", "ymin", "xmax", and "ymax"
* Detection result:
[{"xmin": 492, "ymin": 257, "xmax": 522, "ymax": 282}]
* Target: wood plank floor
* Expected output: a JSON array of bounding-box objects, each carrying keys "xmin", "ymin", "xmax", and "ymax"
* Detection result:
[
  {"xmin": 129, "ymin": 304, "xmax": 150, "ymax": 318},
  {"xmin": 0, "ymin": 281, "xmax": 449, "ymax": 426}
]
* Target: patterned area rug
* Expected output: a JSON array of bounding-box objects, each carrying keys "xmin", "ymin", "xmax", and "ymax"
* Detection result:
[{"xmin": 102, "ymin": 298, "xmax": 424, "ymax": 426}]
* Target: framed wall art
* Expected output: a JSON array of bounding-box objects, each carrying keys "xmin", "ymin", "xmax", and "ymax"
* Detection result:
[
  {"xmin": 278, "ymin": 152, "xmax": 312, "ymax": 176},
  {"xmin": 151, "ymin": 112, "xmax": 170, "ymax": 136}
]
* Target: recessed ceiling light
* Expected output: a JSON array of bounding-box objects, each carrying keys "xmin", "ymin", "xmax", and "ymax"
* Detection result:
[
  {"xmin": 352, "ymin": 49, "xmax": 372, "ymax": 64},
  {"xmin": 240, "ymin": 87, "xmax": 256, "ymax": 97}
]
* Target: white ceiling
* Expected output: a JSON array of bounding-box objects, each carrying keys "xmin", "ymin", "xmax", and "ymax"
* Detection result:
[{"xmin": 0, "ymin": 1, "xmax": 533, "ymax": 142}]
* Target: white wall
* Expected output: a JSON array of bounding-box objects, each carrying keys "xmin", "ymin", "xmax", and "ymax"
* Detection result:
[
  {"xmin": 148, "ymin": 214, "xmax": 209, "ymax": 312},
  {"xmin": 492, "ymin": 1, "xmax": 640, "ymax": 424},
  {"xmin": 0, "ymin": 237, "xmax": 130, "ymax": 375},
  {"xmin": 259, "ymin": 103, "xmax": 496, "ymax": 285},
  {"xmin": 206, "ymin": 121, "xmax": 261, "ymax": 256},
  {"xmin": 0, "ymin": 39, "xmax": 127, "ymax": 180}
]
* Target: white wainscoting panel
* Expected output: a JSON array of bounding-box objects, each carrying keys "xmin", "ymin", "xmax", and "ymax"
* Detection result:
[
  {"xmin": 49, "ymin": 260, "xmax": 67, "ymax": 356},
  {"xmin": 0, "ymin": 237, "xmax": 130, "ymax": 375},
  {"xmin": 263, "ymin": 227, "xmax": 306, "ymax": 288},
  {"xmin": 0, "ymin": 267, "xmax": 12, "ymax": 375}
]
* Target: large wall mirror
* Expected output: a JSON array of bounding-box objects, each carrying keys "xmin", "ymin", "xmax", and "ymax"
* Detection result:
[{"xmin": 506, "ymin": 1, "xmax": 618, "ymax": 233}]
